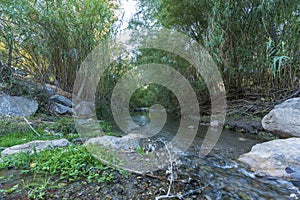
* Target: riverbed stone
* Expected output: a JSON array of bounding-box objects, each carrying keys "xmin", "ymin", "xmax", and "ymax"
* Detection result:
[
  {"xmin": 238, "ymin": 138, "xmax": 300, "ymax": 178},
  {"xmin": 0, "ymin": 93, "xmax": 38, "ymax": 117},
  {"xmin": 1, "ymin": 138, "xmax": 70, "ymax": 157},
  {"xmin": 262, "ymin": 98, "xmax": 300, "ymax": 138},
  {"xmin": 86, "ymin": 134, "xmax": 146, "ymax": 151}
]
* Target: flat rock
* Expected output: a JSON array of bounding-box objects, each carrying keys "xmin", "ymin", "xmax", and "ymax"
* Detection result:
[
  {"xmin": 1, "ymin": 138, "xmax": 70, "ymax": 157},
  {"xmin": 262, "ymin": 98, "xmax": 300, "ymax": 137},
  {"xmin": 86, "ymin": 134, "xmax": 146, "ymax": 151},
  {"xmin": 0, "ymin": 93, "xmax": 38, "ymax": 117},
  {"xmin": 50, "ymin": 102, "xmax": 73, "ymax": 115},
  {"xmin": 238, "ymin": 138, "xmax": 300, "ymax": 178},
  {"xmin": 50, "ymin": 94, "xmax": 73, "ymax": 108}
]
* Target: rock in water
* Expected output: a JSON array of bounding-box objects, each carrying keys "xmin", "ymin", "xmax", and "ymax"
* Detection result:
[
  {"xmin": 238, "ymin": 138, "xmax": 300, "ymax": 178},
  {"xmin": 1, "ymin": 139, "xmax": 70, "ymax": 157},
  {"xmin": 0, "ymin": 93, "xmax": 38, "ymax": 117},
  {"xmin": 262, "ymin": 97, "xmax": 300, "ymax": 138}
]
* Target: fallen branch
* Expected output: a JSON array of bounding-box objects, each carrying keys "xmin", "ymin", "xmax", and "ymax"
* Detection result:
[
  {"xmin": 23, "ymin": 116, "xmax": 40, "ymax": 136},
  {"xmin": 145, "ymin": 173, "xmax": 167, "ymax": 181},
  {"xmin": 155, "ymin": 184, "xmax": 210, "ymax": 200}
]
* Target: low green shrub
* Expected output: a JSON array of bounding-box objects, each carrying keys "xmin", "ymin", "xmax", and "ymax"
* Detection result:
[{"xmin": 0, "ymin": 145, "xmax": 113, "ymax": 183}]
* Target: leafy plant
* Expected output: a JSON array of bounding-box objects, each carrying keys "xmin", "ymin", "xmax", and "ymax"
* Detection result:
[
  {"xmin": 266, "ymin": 38, "xmax": 291, "ymax": 78},
  {"xmin": 0, "ymin": 152, "xmax": 32, "ymax": 169},
  {"xmin": 0, "ymin": 184, "xmax": 21, "ymax": 195},
  {"xmin": 22, "ymin": 176, "xmax": 51, "ymax": 200},
  {"xmin": 0, "ymin": 145, "xmax": 113, "ymax": 183}
]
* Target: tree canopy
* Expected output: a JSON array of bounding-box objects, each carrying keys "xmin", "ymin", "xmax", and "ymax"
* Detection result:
[
  {"xmin": 0, "ymin": 0, "xmax": 118, "ymax": 91},
  {"xmin": 130, "ymin": 0, "xmax": 300, "ymax": 100}
]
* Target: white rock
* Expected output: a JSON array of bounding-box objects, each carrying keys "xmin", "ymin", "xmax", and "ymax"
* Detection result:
[
  {"xmin": 1, "ymin": 139, "xmax": 70, "ymax": 157},
  {"xmin": 262, "ymin": 98, "xmax": 300, "ymax": 138},
  {"xmin": 238, "ymin": 138, "xmax": 300, "ymax": 178}
]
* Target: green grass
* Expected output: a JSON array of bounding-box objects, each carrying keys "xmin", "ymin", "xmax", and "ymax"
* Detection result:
[
  {"xmin": 0, "ymin": 117, "xmax": 117, "ymax": 149},
  {"xmin": 0, "ymin": 118, "xmax": 31, "ymax": 136},
  {"xmin": 0, "ymin": 130, "xmax": 62, "ymax": 148}
]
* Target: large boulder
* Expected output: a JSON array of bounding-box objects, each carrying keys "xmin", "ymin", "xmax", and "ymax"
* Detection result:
[
  {"xmin": 1, "ymin": 138, "xmax": 70, "ymax": 157},
  {"xmin": 238, "ymin": 138, "xmax": 300, "ymax": 178},
  {"xmin": 0, "ymin": 93, "xmax": 38, "ymax": 117},
  {"xmin": 262, "ymin": 98, "xmax": 300, "ymax": 138}
]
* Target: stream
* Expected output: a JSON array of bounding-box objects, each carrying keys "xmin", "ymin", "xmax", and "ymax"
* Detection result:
[
  {"xmin": 129, "ymin": 112, "xmax": 299, "ymax": 199},
  {"xmin": 1, "ymin": 112, "xmax": 299, "ymax": 199}
]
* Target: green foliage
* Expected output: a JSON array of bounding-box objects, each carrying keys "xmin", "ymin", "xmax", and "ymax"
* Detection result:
[
  {"xmin": 23, "ymin": 177, "xmax": 51, "ymax": 200},
  {"xmin": 224, "ymin": 125, "xmax": 230, "ymax": 130},
  {"xmin": 0, "ymin": 152, "xmax": 32, "ymax": 170},
  {"xmin": 0, "ymin": 116, "xmax": 83, "ymax": 148},
  {"xmin": 131, "ymin": 0, "xmax": 300, "ymax": 99},
  {"xmin": 86, "ymin": 143, "xmax": 122, "ymax": 167},
  {"xmin": 45, "ymin": 117, "xmax": 77, "ymax": 135},
  {"xmin": 0, "ymin": 184, "xmax": 21, "ymax": 195},
  {"xmin": 126, "ymin": 47, "xmax": 195, "ymax": 112},
  {"xmin": 95, "ymin": 57, "xmax": 134, "ymax": 120},
  {"xmin": 0, "ymin": 131, "xmax": 60, "ymax": 148},
  {"xmin": 0, "ymin": 145, "xmax": 112, "ymax": 183},
  {"xmin": 99, "ymin": 120, "xmax": 112, "ymax": 132},
  {"xmin": 0, "ymin": 0, "xmax": 118, "ymax": 91},
  {"xmin": 266, "ymin": 38, "xmax": 291, "ymax": 78},
  {"xmin": 136, "ymin": 146, "xmax": 145, "ymax": 155},
  {"xmin": 0, "ymin": 117, "xmax": 31, "ymax": 136},
  {"xmin": 130, "ymin": 84, "xmax": 177, "ymax": 110}
]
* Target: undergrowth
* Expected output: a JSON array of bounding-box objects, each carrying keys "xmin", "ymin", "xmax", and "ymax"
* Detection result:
[
  {"xmin": 0, "ymin": 145, "xmax": 113, "ymax": 183},
  {"xmin": 0, "ymin": 131, "xmax": 61, "ymax": 147}
]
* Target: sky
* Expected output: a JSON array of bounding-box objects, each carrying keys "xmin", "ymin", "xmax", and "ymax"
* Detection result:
[{"xmin": 119, "ymin": 0, "xmax": 137, "ymax": 30}]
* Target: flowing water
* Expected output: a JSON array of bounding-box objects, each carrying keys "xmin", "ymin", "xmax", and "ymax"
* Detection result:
[
  {"xmin": 1, "ymin": 112, "xmax": 299, "ymax": 199},
  {"xmin": 130, "ymin": 112, "xmax": 300, "ymax": 199}
]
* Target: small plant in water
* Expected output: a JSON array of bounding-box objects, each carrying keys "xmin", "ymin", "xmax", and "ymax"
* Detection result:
[
  {"xmin": 22, "ymin": 175, "xmax": 52, "ymax": 199},
  {"xmin": 0, "ymin": 184, "xmax": 21, "ymax": 195},
  {"xmin": 136, "ymin": 146, "xmax": 145, "ymax": 155}
]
